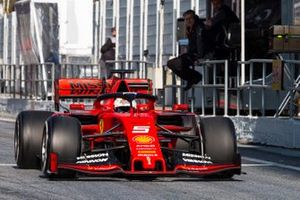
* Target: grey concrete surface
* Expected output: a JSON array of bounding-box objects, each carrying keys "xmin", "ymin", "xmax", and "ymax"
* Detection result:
[
  {"xmin": 0, "ymin": 120, "xmax": 300, "ymax": 200},
  {"xmin": 0, "ymin": 98, "xmax": 53, "ymax": 118},
  {"xmin": 231, "ymin": 116, "xmax": 300, "ymax": 148}
]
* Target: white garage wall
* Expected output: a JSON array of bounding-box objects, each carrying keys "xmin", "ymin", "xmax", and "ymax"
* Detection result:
[
  {"xmin": 59, "ymin": 0, "xmax": 93, "ymax": 56},
  {"xmin": 97, "ymin": 0, "xmax": 207, "ymax": 65}
]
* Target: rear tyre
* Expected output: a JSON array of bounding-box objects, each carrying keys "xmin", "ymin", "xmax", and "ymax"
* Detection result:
[
  {"xmin": 200, "ymin": 117, "xmax": 240, "ymax": 178},
  {"xmin": 41, "ymin": 116, "xmax": 82, "ymax": 178},
  {"xmin": 14, "ymin": 111, "xmax": 53, "ymax": 169}
]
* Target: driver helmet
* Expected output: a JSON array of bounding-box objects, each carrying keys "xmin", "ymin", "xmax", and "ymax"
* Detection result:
[
  {"xmin": 114, "ymin": 98, "xmax": 130, "ymax": 112},
  {"xmin": 114, "ymin": 98, "xmax": 136, "ymax": 112}
]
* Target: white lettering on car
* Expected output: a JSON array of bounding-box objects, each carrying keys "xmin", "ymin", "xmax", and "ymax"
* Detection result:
[
  {"xmin": 182, "ymin": 153, "xmax": 211, "ymax": 160},
  {"xmin": 182, "ymin": 158, "xmax": 213, "ymax": 164},
  {"xmin": 76, "ymin": 153, "xmax": 109, "ymax": 161},
  {"xmin": 132, "ymin": 126, "xmax": 150, "ymax": 134},
  {"xmin": 76, "ymin": 158, "xmax": 109, "ymax": 164}
]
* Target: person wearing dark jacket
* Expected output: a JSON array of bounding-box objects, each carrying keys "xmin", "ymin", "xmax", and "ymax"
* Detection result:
[
  {"xmin": 203, "ymin": 0, "xmax": 239, "ymax": 54},
  {"xmin": 167, "ymin": 0, "xmax": 239, "ymax": 90},
  {"xmin": 99, "ymin": 27, "xmax": 116, "ymax": 78},
  {"xmin": 167, "ymin": 10, "xmax": 204, "ymax": 91}
]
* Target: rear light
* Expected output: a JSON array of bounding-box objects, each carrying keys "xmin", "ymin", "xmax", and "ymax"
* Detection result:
[
  {"xmin": 172, "ymin": 104, "xmax": 189, "ymax": 111},
  {"xmin": 69, "ymin": 103, "xmax": 85, "ymax": 110}
]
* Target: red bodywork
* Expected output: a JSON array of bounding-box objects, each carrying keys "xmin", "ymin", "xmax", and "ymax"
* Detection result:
[{"xmin": 50, "ymin": 74, "xmax": 241, "ymax": 177}]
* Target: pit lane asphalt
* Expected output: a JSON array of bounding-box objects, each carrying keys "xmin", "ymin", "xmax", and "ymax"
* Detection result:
[{"xmin": 0, "ymin": 120, "xmax": 299, "ymax": 200}]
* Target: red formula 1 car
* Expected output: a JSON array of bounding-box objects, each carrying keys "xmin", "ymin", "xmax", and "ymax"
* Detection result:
[{"xmin": 14, "ymin": 69, "xmax": 241, "ymax": 179}]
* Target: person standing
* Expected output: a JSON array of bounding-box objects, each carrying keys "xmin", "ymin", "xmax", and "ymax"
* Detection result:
[{"xmin": 99, "ymin": 27, "xmax": 116, "ymax": 78}]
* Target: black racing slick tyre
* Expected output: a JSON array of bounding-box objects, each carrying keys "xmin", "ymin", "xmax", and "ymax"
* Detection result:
[
  {"xmin": 200, "ymin": 117, "xmax": 238, "ymax": 163},
  {"xmin": 41, "ymin": 116, "xmax": 82, "ymax": 178},
  {"xmin": 14, "ymin": 110, "xmax": 53, "ymax": 169},
  {"xmin": 200, "ymin": 117, "xmax": 240, "ymax": 179}
]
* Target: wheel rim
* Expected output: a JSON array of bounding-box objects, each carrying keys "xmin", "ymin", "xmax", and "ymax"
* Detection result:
[
  {"xmin": 41, "ymin": 125, "xmax": 49, "ymax": 173},
  {"xmin": 14, "ymin": 119, "xmax": 19, "ymax": 162}
]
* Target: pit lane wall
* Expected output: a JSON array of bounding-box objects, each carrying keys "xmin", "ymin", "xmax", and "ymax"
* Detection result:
[
  {"xmin": 0, "ymin": 98, "xmax": 299, "ymax": 149},
  {"xmin": 230, "ymin": 116, "xmax": 300, "ymax": 149},
  {"xmin": 0, "ymin": 98, "xmax": 53, "ymax": 119}
]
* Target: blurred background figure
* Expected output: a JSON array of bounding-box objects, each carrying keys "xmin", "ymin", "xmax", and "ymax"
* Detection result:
[
  {"xmin": 99, "ymin": 27, "xmax": 116, "ymax": 78},
  {"xmin": 167, "ymin": 10, "xmax": 203, "ymax": 91}
]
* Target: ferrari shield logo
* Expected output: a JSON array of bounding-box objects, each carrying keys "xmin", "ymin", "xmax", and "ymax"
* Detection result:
[{"xmin": 99, "ymin": 119, "xmax": 104, "ymax": 134}]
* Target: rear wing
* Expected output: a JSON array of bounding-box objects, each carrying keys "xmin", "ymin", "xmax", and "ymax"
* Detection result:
[
  {"xmin": 124, "ymin": 79, "xmax": 153, "ymax": 94},
  {"xmin": 54, "ymin": 79, "xmax": 104, "ymax": 110},
  {"xmin": 54, "ymin": 75, "xmax": 154, "ymax": 111}
]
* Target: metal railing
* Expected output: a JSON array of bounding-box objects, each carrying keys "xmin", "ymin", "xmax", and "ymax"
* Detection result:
[
  {"xmin": 163, "ymin": 60, "xmax": 229, "ymax": 116},
  {"xmin": 0, "ymin": 63, "xmax": 55, "ymax": 100},
  {"xmin": 163, "ymin": 58, "xmax": 300, "ymax": 118},
  {"xmin": 1, "ymin": 59, "xmax": 299, "ymax": 118},
  {"xmin": 275, "ymin": 60, "xmax": 300, "ymax": 117},
  {"xmin": 105, "ymin": 60, "xmax": 154, "ymax": 79},
  {"xmin": 237, "ymin": 59, "xmax": 300, "ymax": 118},
  {"xmin": 59, "ymin": 63, "xmax": 101, "ymax": 78},
  {"xmin": 0, "ymin": 61, "xmax": 154, "ymax": 101},
  {"xmin": 237, "ymin": 59, "xmax": 273, "ymax": 116},
  {"xmin": 58, "ymin": 60, "xmax": 153, "ymax": 80}
]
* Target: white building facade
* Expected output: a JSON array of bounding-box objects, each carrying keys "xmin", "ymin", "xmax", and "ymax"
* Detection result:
[{"xmin": 94, "ymin": 0, "xmax": 207, "ymax": 68}]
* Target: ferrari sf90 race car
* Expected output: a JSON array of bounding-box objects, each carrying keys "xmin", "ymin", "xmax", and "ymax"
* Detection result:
[{"xmin": 14, "ymin": 69, "xmax": 241, "ymax": 179}]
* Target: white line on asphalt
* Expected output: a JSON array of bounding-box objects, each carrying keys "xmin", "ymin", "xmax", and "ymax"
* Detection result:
[
  {"xmin": 0, "ymin": 164, "xmax": 17, "ymax": 167},
  {"xmin": 242, "ymin": 163, "xmax": 274, "ymax": 167},
  {"xmin": 243, "ymin": 156, "xmax": 300, "ymax": 172}
]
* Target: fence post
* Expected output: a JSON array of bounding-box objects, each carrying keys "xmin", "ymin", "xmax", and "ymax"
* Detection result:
[
  {"xmin": 201, "ymin": 64, "xmax": 206, "ymax": 116},
  {"xmin": 236, "ymin": 62, "xmax": 240, "ymax": 116},
  {"xmin": 224, "ymin": 60, "xmax": 228, "ymax": 116},
  {"xmin": 213, "ymin": 63, "xmax": 216, "ymax": 116},
  {"xmin": 51, "ymin": 63, "xmax": 55, "ymax": 101},
  {"xmin": 262, "ymin": 62, "xmax": 266, "ymax": 116},
  {"xmin": 249, "ymin": 62, "xmax": 253, "ymax": 116},
  {"xmin": 162, "ymin": 65, "xmax": 166, "ymax": 110},
  {"xmin": 13, "ymin": 65, "xmax": 16, "ymax": 98},
  {"xmin": 20, "ymin": 65, "xmax": 22, "ymax": 99},
  {"xmin": 289, "ymin": 62, "xmax": 296, "ymax": 118},
  {"xmin": 9, "ymin": 65, "xmax": 12, "ymax": 97}
]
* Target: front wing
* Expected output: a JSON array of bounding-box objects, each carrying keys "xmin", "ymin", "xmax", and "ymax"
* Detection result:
[{"xmin": 48, "ymin": 152, "xmax": 241, "ymax": 177}]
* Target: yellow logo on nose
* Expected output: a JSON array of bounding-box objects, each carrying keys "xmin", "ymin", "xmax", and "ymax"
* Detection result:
[{"xmin": 133, "ymin": 135, "xmax": 155, "ymax": 144}]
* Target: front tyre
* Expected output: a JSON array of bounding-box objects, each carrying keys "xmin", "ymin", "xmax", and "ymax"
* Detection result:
[
  {"xmin": 200, "ymin": 117, "xmax": 240, "ymax": 178},
  {"xmin": 41, "ymin": 116, "xmax": 82, "ymax": 178}
]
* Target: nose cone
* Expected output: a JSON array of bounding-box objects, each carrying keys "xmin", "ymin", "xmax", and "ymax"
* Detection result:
[{"xmin": 121, "ymin": 116, "xmax": 166, "ymax": 172}]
